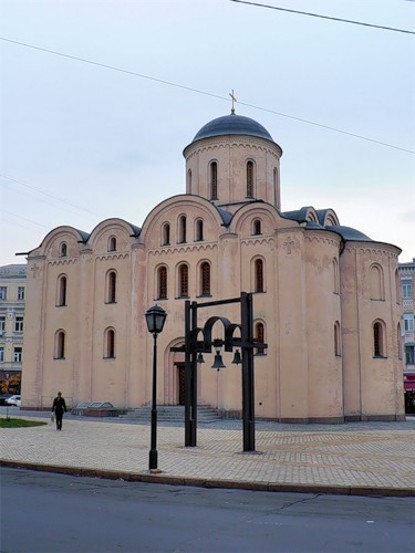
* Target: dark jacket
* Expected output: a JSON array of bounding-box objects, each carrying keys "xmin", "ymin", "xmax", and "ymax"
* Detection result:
[{"xmin": 52, "ymin": 396, "xmax": 67, "ymax": 415}]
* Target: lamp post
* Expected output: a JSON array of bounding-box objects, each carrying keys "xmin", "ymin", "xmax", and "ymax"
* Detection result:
[{"xmin": 145, "ymin": 304, "xmax": 167, "ymax": 471}]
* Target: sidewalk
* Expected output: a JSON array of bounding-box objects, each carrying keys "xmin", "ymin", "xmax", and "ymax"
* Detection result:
[{"xmin": 1, "ymin": 412, "xmax": 415, "ymax": 497}]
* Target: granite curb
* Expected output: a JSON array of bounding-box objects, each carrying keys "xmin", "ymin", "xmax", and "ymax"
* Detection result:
[{"xmin": 2, "ymin": 459, "xmax": 414, "ymax": 498}]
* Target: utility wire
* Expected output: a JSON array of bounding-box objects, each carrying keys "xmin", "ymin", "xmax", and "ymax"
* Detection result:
[
  {"xmin": 229, "ymin": 0, "xmax": 415, "ymax": 35},
  {"xmin": 1, "ymin": 36, "xmax": 414, "ymax": 154}
]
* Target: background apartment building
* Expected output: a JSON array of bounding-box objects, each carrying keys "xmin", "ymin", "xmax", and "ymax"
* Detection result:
[
  {"xmin": 399, "ymin": 258, "xmax": 415, "ymax": 413},
  {"xmin": 0, "ymin": 264, "xmax": 27, "ymax": 395}
]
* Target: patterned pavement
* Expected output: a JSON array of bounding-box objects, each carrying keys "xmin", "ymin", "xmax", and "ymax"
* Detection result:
[{"xmin": 1, "ymin": 411, "xmax": 415, "ymax": 496}]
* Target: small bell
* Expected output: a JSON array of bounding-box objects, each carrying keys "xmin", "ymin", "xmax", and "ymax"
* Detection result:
[
  {"xmin": 211, "ymin": 350, "xmax": 226, "ymax": 371},
  {"xmin": 196, "ymin": 352, "xmax": 205, "ymax": 364},
  {"xmin": 231, "ymin": 349, "xmax": 242, "ymax": 365}
]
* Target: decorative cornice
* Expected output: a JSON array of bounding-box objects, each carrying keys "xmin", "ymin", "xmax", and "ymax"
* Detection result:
[
  {"xmin": 241, "ymin": 237, "xmax": 275, "ymax": 247},
  {"xmin": 95, "ymin": 252, "xmax": 130, "ymax": 262},
  {"xmin": 344, "ymin": 245, "xmax": 399, "ymax": 259},
  {"xmin": 304, "ymin": 234, "xmax": 340, "ymax": 248},
  {"xmin": 186, "ymin": 140, "xmax": 280, "ymax": 161},
  {"xmin": 149, "ymin": 243, "xmax": 217, "ymax": 256},
  {"xmin": 48, "ymin": 258, "xmax": 78, "ymax": 267}
]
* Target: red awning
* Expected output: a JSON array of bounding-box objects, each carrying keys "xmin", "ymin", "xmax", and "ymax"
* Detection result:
[{"xmin": 404, "ymin": 380, "xmax": 415, "ymax": 391}]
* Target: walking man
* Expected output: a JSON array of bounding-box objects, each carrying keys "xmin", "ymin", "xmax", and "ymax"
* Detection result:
[{"xmin": 51, "ymin": 392, "xmax": 67, "ymax": 431}]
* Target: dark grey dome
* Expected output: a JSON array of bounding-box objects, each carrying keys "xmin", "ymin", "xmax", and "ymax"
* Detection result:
[{"xmin": 192, "ymin": 113, "xmax": 274, "ymax": 143}]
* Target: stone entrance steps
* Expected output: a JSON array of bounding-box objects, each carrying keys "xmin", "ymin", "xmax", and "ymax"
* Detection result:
[{"xmin": 121, "ymin": 405, "xmax": 221, "ymax": 423}]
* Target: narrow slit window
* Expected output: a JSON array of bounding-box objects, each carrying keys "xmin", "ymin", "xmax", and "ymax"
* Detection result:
[
  {"xmin": 210, "ymin": 162, "xmax": 218, "ymax": 200},
  {"xmin": 158, "ymin": 266, "xmax": 168, "ymax": 299},
  {"xmin": 179, "ymin": 264, "xmax": 189, "ymax": 297},
  {"xmin": 246, "ymin": 161, "xmax": 254, "ymax": 198},
  {"xmin": 200, "ymin": 262, "xmax": 210, "ymax": 296}
]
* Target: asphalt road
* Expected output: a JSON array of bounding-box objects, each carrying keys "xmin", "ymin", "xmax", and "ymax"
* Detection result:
[{"xmin": 1, "ymin": 467, "xmax": 414, "ymax": 553}]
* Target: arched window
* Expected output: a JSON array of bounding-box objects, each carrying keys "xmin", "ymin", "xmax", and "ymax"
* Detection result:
[
  {"xmin": 255, "ymin": 322, "xmax": 265, "ymax": 355},
  {"xmin": 104, "ymin": 328, "xmax": 115, "ymax": 358},
  {"xmin": 178, "ymin": 216, "xmax": 187, "ymax": 244},
  {"xmin": 334, "ymin": 321, "xmax": 341, "ymax": 356},
  {"xmin": 370, "ymin": 264, "xmax": 385, "ymax": 300},
  {"xmin": 252, "ymin": 219, "xmax": 261, "ymax": 236},
  {"xmin": 178, "ymin": 264, "xmax": 189, "ymax": 297},
  {"xmin": 373, "ymin": 321, "xmax": 385, "ymax": 358},
  {"xmin": 157, "ymin": 266, "xmax": 168, "ymax": 300},
  {"xmin": 254, "ymin": 258, "xmax": 264, "ymax": 293},
  {"xmin": 273, "ymin": 167, "xmax": 279, "ymax": 205},
  {"xmin": 106, "ymin": 270, "xmax": 117, "ymax": 303},
  {"xmin": 57, "ymin": 275, "xmax": 67, "ymax": 306},
  {"xmin": 200, "ymin": 262, "xmax": 211, "ymax": 296},
  {"xmin": 210, "ymin": 161, "xmax": 218, "ymax": 200},
  {"xmin": 54, "ymin": 330, "xmax": 65, "ymax": 359},
  {"xmin": 246, "ymin": 161, "xmax": 254, "ymax": 198},
  {"xmin": 187, "ymin": 168, "xmax": 192, "ymax": 189},
  {"xmin": 195, "ymin": 219, "xmax": 204, "ymax": 242},
  {"xmin": 332, "ymin": 258, "xmax": 340, "ymax": 294},
  {"xmin": 108, "ymin": 236, "xmax": 117, "ymax": 252},
  {"xmin": 60, "ymin": 242, "xmax": 67, "ymax": 258},
  {"xmin": 162, "ymin": 223, "xmax": 170, "ymax": 246}
]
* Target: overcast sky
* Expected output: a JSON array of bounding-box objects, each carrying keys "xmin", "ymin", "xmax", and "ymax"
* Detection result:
[{"xmin": 1, "ymin": 0, "xmax": 414, "ymax": 266}]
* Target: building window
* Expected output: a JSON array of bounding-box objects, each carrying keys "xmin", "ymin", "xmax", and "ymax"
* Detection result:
[
  {"xmin": 0, "ymin": 287, "xmax": 7, "ymax": 300},
  {"xmin": 15, "ymin": 316, "xmax": 24, "ymax": 333},
  {"xmin": 404, "ymin": 314, "xmax": 414, "ymax": 333},
  {"xmin": 0, "ymin": 316, "xmax": 5, "ymax": 333},
  {"xmin": 157, "ymin": 266, "xmax": 168, "ymax": 300},
  {"xmin": 60, "ymin": 242, "xmax": 67, "ymax": 258},
  {"xmin": 178, "ymin": 264, "xmax": 189, "ymax": 297},
  {"xmin": 187, "ymin": 168, "xmax": 192, "ymax": 189},
  {"xmin": 246, "ymin": 161, "xmax": 254, "ymax": 198},
  {"xmin": 13, "ymin": 347, "xmax": 22, "ymax": 363},
  {"xmin": 0, "ymin": 347, "xmax": 4, "ymax": 362},
  {"xmin": 108, "ymin": 236, "xmax": 117, "ymax": 252},
  {"xmin": 57, "ymin": 275, "xmax": 67, "ymax": 306},
  {"xmin": 252, "ymin": 219, "xmax": 261, "ymax": 236},
  {"xmin": 162, "ymin": 223, "xmax": 170, "ymax": 246},
  {"xmin": 195, "ymin": 219, "xmax": 204, "ymax": 242},
  {"xmin": 255, "ymin": 322, "xmax": 265, "ymax": 355},
  {"xmin": 17, "ymin": 287, "xmax": 25, "ymax": 300},
  {"xmin": 210, "ymin": 161, "xmax": 218, "ymax": 200},
  {"xmin": 200, "ymin": 262, "xmax": 211, "ymax": 296},
  {"xmin": 370, "ymin": 264, "xmax": 385, "ymax": 300},
  {"xmin": 254, "ymin": 258, "xmax": 264, "ymax": 293},
  {"xmin": 178, "ymin": 216, "xmax": 187, "ymax": 244},
  {"xmin": 54, "ymin": 330, "xmax": 65, "ymax": 359},
  {"xmin": 106, "ymin": 271, "xmax": 117, "ymax": 303},
  {"xmin": 334, "ymin": 321, "xmax": 341, "ymax": 356},
  {"xmin": 403, "ymin": 281, "xmax": 413, "ymax": 299},
  {"xmin": 104, "ymin": 328, "xmax": 115, "ymax": 358},
  {"xmin": 373, "ymin": 321, "xmax": 385, "ymax": 358},
  {"xmin": 397, "ymin": 324, "xmax": 402, "ymax": 360},
  {"xmin": 405, "ymin": 345, "xmax": 415, "ymax": 365}
]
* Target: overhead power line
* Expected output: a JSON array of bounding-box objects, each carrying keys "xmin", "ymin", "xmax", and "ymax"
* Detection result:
[
  {"xmin": 1, "ymin": 36, "xmax": 414, "ymax": 155},
  {"xmin": 229, "ymin": 0, "xmax": 415, "ymax": 35}
]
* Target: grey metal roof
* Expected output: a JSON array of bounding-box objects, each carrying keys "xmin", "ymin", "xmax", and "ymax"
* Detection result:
[
  {"xmin": 329, "ymin": 225, "xmax": 372, "ymax": 241},
  {"xmin": 191, "ymin": 114, "xmax": 274, "ymax": 143}
]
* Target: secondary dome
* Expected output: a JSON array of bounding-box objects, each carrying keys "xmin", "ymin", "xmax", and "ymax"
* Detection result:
[{"xmin": 191, "ymin": 113, "xmax": 274, "ymax": 143}]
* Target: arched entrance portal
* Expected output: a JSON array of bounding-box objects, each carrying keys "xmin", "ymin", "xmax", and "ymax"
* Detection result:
[{"xmin": 165, "ymin": 339, "xmax": 185, "ymax": 405}]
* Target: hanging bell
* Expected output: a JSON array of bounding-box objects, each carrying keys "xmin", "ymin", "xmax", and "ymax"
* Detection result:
[
  {"xmin": 231, "ymin": 349, "xmax": 242, "ymax": 365},
  {"xmin": 211, "ymin": 350, "xmax": 226, "ymax": 370},
  {"xmin": 196, "ymin": 352, "xmax": 205, "ymax": 364}
]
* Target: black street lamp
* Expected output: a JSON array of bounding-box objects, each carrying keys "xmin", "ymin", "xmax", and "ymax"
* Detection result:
[{"xmin": 145, "ymin": 304, "xmax": 167, "ymax": 471}]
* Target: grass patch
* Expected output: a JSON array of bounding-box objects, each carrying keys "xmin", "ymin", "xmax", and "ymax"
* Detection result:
[{"xmin": 0, "ymin": 418, "xmax": 48, "ymax": 428}]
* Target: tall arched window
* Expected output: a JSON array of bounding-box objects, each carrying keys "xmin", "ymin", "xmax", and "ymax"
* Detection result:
[
  {"xmin": 200, "ymin": 262, "xmax": 211, "ymax": 296},
  {"xmin": 210, "ymin": 161, "xmax": 218, "ymax": 200},
  {"xmin": 60, "ymin": 242, "xmax": 67, "ymax": 258},
  {"xmin": 255, "ymin": 322, "xmax": 265, "ymax": 355},
  {"xmin": 106, "ymin": 270, "xmax": 117, "ymax": 303},
  {"xmin": 246, "ymin": 161, "xmax": 254, "ymax": 198},
  {"xmin": 162, "ymin": 223, "xmax": 170, "ymax": 246},
  {"xmin": 252, "ymin": 219, "xmax": 261, "ymax": 235},
  {"xmin": 57, "ymin": 275, "xmax": 67, "ymax": 306},
  {"xmin": 54, "ymin": 330, "xmax": 65, "ymax": 359},
  {"xmin": 195, "ymin": 219, "xmax": 204, "ymax": 242},
  {"xmin": 104, "ymin": 328, "xmax": 115, "ymax": 358},
  {"xmin": 370, "ymin": 264, "xmax": 385, "ymax": 300},
  {"xmin": 157, "ymin": 266, "xmax": 168, "ymax": 299},
  {"xmin": 179, "ymin": 264, "xmax": 189, "ymax": 297},
  {"xmin": 108, "ymin": 236, "xmax": 117, "ymax": 252},
  {"xmin": 254, "ymin": 258, "xmax": 264, "ymax": 293},
  {"xmin": 373, "ymin": 321, "xmax": 385, "ymax": 357},
  {"xmin": 187, "ymin": 168, "xmax": 192, "ymax": 190},
  {"xmin": 178, "ymin": 216, "xmax": 187, "ymax": 244},
  {"xmin": 334, "ymin": 321, "xmax": 341, "ymax": 356},
  {"xmin": 397, "ymin": 323, "xmax": 402, "ymax": 360}
]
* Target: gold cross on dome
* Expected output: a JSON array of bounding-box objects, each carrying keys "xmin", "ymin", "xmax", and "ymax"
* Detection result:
[{"xmin": 229, "ymin": 89, "xmax": 237, "ymax": 114}]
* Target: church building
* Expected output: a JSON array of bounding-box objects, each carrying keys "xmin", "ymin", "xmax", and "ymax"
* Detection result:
[{"xmin": 21, "ymin": 111, "xmax": 405, "ymax": 422}]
